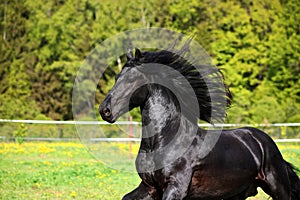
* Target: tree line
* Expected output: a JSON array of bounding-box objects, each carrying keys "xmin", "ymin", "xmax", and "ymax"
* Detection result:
[{"xmin": 0, "ymin": 0, "xmax": 299, "ymax": 124}]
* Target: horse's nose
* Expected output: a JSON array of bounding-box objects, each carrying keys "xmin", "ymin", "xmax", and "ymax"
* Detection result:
[
  {"xmin": 102, "ymin": 106, "xmax": 111, "ymax": 118},
  {"xmin": 99, "ymin": 95, "xmax": 113, "ymax": 122},
  {"xmin": 99, "ymin": 103, "xmax": 112, "ymax": 121}
]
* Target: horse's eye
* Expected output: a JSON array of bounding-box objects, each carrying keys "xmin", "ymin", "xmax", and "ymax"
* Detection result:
[{"xmin": 124, "ymin": 60, "xmax": 136, "ymax": 68}]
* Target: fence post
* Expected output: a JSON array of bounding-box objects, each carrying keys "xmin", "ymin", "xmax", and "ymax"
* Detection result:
[
  {"xmin": 281, "ymin": 126, "xmax": 287, "ymax": 139},
  {"xmin": 57, "ymin": 124, "xmax": 63, "ymax": 138}
]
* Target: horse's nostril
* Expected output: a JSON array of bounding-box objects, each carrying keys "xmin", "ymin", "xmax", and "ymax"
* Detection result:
[{"xmin": 103, "ymin": 107, "xmax": 111, "ymax": 117}]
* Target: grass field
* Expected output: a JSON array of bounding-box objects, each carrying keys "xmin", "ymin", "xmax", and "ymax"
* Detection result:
[{"xmin": 0, "ymin": 142, "xmax": 299, "ymax": 199}]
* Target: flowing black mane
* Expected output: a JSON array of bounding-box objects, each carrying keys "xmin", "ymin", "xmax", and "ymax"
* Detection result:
[{"xmin": 127, "ymin": 44, "xmax": 232, "ymax": 124}]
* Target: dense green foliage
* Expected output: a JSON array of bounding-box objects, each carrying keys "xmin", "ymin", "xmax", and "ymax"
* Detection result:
[{"xmin": 0, "ymin": 0, "xmax": 299, "ymax": 123}]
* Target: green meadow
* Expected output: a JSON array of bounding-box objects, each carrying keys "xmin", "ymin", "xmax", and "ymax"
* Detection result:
[{"xmin": 0, "ymin": 142, "xmax": 299, "ymax": 199}]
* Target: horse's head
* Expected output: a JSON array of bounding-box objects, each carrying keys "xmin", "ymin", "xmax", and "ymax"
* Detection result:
[
  {"xmin": 99, "ymin": 44, "xmax": 232, "ymax": 124},
  {"xmin": 99, "ymin": 49, "xmax": 148, "ymax": 123}
]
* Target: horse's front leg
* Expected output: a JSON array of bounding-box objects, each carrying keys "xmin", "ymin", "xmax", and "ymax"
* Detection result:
[
  {"xmin": 162, "ymin": 169, "xmax": 193, "ymax": 200},
  {"xmin": 122, "ymin": 182, "xmax": 159, "ymax": 200}
]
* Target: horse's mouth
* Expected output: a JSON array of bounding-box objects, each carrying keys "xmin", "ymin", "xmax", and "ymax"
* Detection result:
[
  {"xmin": 99, "ymin": 94, "xmax": 131, "ymax": 123},
  {"xmin": 100, "ymin": 114, "xmax": 116, "ymax": 123},
  {"xmin": 99, "ymin": 104, "xmax": 128, "ymax": 123},
  {"xmin": 104, "ymin": 117, "xmax": 116, "ymax": 124}
]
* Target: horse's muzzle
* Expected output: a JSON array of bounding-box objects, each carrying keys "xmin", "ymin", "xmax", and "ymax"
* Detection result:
[{"xmin": 99, "ymin": 95, "xmax": 115, "ymax": 123}]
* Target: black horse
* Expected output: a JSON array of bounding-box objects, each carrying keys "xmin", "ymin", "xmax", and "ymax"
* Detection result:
[{"xmin": 99, "ymin": 43, "xmax": 300, "ymax": 199}]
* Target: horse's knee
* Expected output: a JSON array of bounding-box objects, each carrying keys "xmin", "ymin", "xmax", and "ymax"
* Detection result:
[
  {"xmin": 122, "ymin": 193, "xmax": 155, "ymax": 200},
  {"xmin": 123, "ymin": 192, "xmax": 153, "ymax": 200},
  {"xmin": 162, "ymin": 183, "xmax": 189, "ymax": 200},
  {"xmin": 122, "ymin": 182, "xmax": 158, "ymax": 200},
  {"xmin": 122, "ymin": 194, "xmax": 131, "ymax": 200}
]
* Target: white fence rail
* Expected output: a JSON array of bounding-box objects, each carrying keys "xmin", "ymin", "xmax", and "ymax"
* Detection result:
[
  {"xmin": 0, "ymin": 119, "xmax": 299, "ymax": 143},
  {"xmin": 0, "ymin": 119, "xmax": 299, "ymax": 127},
  {"xmin": 0, "ymin": 119, "xmax": 139, "ymax": 125},
  {"xmin": 0, "ymin": 137, "xmax": 299, "ymax": 143}
]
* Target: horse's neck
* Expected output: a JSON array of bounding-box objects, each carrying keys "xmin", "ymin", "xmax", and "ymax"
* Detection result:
[{"xmin": 140, "ymin": 88, "xmax": 181, "ymax": 151}]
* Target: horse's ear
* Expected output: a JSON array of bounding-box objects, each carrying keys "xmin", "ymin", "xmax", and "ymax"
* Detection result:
[
  {"xmin": 126, "ymin": 49, "xmax": 133, "ymax": 60},
  {"xmin": 135, "ymin": 48, "xmax": 143, "ymax": 60}
]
